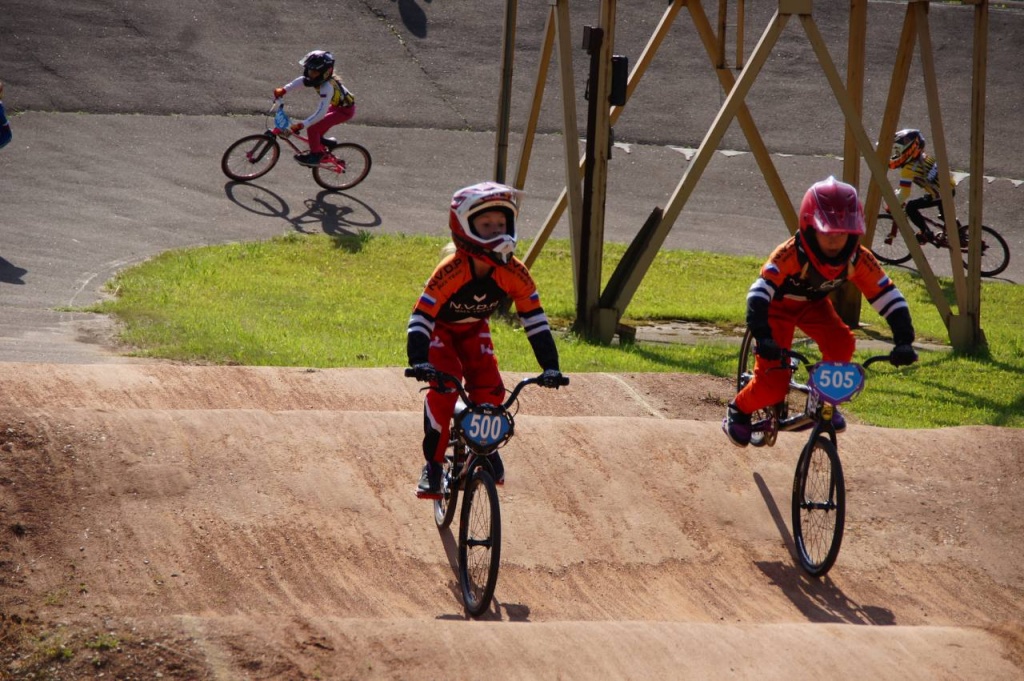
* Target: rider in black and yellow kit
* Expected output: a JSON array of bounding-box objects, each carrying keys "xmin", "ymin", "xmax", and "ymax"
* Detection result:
[{"xmin": 888, "ymin": 128, "xmax": 956, "ymax": 234}]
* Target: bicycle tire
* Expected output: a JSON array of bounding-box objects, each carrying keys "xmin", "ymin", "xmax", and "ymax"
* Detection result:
[
  {"xmin": 962, "ymin": 225, "xmax": 1011, "ymax": 278},
  {"xmin": 458, "ymin": 467, "xmax": 501, "ymax": 617},
  {"xmin": 870, "ymin": 213, "xmax": 913, "ymax": 265},
  {"xmin": 737, "ymin": 329, "xmax": 757, "ymax": 392},
  {"xmin": 434, "ymin": 447, "xmax": 463, "ymax": 530},
  {"xmin": 791, "ymin": 435, "xmax": 845, "ymax": 577},
  {"xmin": 737, "ymin": 329, "xmax": 798, "ymax": 446},
  {"xmin": 221, "ymin": 134, "xmax": 280, "ymax": 181},
  {"xmin": 312, "ymin": 143, "xmax": 372, "ymax": 191}
]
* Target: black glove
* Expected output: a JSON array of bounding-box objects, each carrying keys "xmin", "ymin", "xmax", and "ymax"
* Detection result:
[
  {"xmin": 755, "ymin": 337, "xmax": 782, "ymax": 361},
  {"xmin": 538, "ymin": 369, "xmax": 565, "ymax": 389},
  {"xmin": 889, "ymin": 344, "xmax": 918, "ymax": 367},
  {"xmin": 411, "ymin": 362, "xmax": 436, "ymax": 382}
]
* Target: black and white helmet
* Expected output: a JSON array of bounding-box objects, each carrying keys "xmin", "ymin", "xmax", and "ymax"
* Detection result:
[{"xmin": 299, "ymin": 50, "xmax": 335, "ymax": 86}]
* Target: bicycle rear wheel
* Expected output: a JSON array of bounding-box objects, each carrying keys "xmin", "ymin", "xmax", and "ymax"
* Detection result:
[
  {"xmin": 434, "ymin": 445, "xmax": 463, "ymax": 530},
  {"xmin": 737, "ymin": 329, "xmax": 757, "ymax": 392},
  {"xmin": 458, "ymin": 467, "xmax": 501, "ymax": 617},
  {"xmin": 791, "ymin": 435, "xmax": 845, "ymax": 577},
  {"xmin": 312, "ymin": 143, "xmax": 372, "ymax": 190},
  {"xmin": 221, "ymin": 134, "xmax": 280, "ymax": 181},
  {"xmin": 960, "ymin": 225, "xmax": 1010, "ymax": 277},
  {"xmin": 870, "ymin": 213, "xmax": 912, "ymax": 265},
  {"xmin": 738, "ymin": 329, "xmax": 801, "ymax": 447}
]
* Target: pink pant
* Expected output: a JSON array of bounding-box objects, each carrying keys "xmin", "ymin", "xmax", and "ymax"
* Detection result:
[{"xmin": 307, "ymin": 105, "xmax": 355, "ymax": 153}]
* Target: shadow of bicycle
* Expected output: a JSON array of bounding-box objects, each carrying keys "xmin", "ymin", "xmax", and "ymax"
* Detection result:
[
  {"xmin": 754, "ymin": 560, "xmax": 896, "ymax": 625},
  {"xmin": 223, "ymin": 181, "xmax": 382, "ymax": 236},
  {"xmin": 752, "ymin": 471, "xmax": 895, "ymax": 625}
]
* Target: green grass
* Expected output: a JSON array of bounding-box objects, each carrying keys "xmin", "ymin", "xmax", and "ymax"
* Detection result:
[{"xmin": 90, "ymin": 232, "xmax": 1024, "ymax": 429}]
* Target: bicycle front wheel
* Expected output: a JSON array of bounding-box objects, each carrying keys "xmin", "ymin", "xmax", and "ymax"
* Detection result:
[
  {"xmin": 312, "ymin": 143, "xmax": 372, "ymax": 191},
  {"xmin": 458, "ymin": 467, "xmax": 501, "ymax": 617},
  {"xmin": 870, "ymin": 213, "xmax": 912, "ymax": 265},
  {"xmin": 221, "ymin": 134, "xmax": 280, "ymax": 181},
  {"xmin": 791, "ymin": 436, "xmax": 845, "ymax": 577}
]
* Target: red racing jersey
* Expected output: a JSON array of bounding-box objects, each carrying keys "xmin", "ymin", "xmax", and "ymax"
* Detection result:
[{"xmin": 407, "ymin": 252, "xmax": 559, "ymax": 370}]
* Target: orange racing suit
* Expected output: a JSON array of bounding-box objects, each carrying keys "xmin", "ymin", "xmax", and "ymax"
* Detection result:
[
  {"xmin": 407, "ymin": 251, "xmax": 559, "ymax": 464},
  {"xmin": 734, "ymin": 237, "xmax": 914, "ymax": 415}
]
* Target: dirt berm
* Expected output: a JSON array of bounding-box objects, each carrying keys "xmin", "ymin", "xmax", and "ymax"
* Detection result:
[{"xmin": 0, "ymin": 363, "xmax": 1021, "ymax": 679}]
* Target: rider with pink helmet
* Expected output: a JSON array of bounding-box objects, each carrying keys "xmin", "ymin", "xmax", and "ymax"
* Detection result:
[{"xmin": 724, "ymin": 176, "xmax": 918, "ymax": 447}]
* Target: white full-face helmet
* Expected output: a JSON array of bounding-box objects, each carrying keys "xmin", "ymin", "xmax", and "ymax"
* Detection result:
[{"xmin": 449, "ymin": 182, "xmax": 522, "ymax": 265}]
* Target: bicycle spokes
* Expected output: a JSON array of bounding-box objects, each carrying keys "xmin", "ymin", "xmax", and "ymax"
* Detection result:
[{"xmin": 792, "ymin": 440, "xmax": 845, "ymax": 577}]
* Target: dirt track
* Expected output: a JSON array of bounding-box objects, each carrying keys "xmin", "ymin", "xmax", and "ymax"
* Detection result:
[{"xmin": 0, "ymin": 363, "xmax": 1020, "ymax": 679}]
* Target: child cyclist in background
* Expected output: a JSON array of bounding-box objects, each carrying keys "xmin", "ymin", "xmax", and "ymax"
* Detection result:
[
  {"xmin": 273, "ymin": 50, "xmax": 356, "ymax": 167},
  {"xmin": 407, "ymin": 182, "xmax": 565, "ymax": 498},
  {"xmin": 887, "ymin": 128, "xmax": 956, "ymax": 236},
  {"xmin": 724, "ymin": 176, "xmax": 919, "ymax": 448}
]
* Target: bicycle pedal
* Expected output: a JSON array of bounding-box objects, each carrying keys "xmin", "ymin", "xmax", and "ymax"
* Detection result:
[{"xmin": 415, "ymin": 489, "xmax": 443, "ymax": 500}]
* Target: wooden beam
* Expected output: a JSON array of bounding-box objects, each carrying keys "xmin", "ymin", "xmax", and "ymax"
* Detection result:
[
  {"xmin": 963, "ymin": 0, "xmax": 990, "ymax": 344},
  {"xmin": 688, "ymin": 0, "xmax": 797, "ymax": 232},
  {"xmin": 661, "ymin": 12, "xmax": 788, "ymax": 230},
  {"xmin": 523, "ymin": 0, "xmax": 684, "ymax": 269},
  {"xmin": 834, "ymin": 0, "xmax": 869, "ymax": 328},
  {"xmin": 863, "ymin": 3, "xmax": 916, "ymax": 240},
  {"xmin": 513, "ymin": 9, "xmax": 555, "ymax": 191},
  {"xmin": 915, "ymin": 2, "xmax": 968, "ymax": 308},
  {"xmin": 606, "ymin": 11, "xmax": 790, "ymax": 310},
  {"xmin": 524, "ymin": 1, "xmax": 581, "ymax": 278},
  {"xmin": 800, "ymin": 13, "xmax": 953, "ymax": 323}
]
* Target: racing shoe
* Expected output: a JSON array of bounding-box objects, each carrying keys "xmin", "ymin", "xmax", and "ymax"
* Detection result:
[
  {"xmin": 294, "ymin": 151, "xmax": 324, "ymax": 167},
  {"xmin": 723, "ymin": 403, "xmax": 752, "ymax": 448},
  {"xmin": 416, "ymin": 461, "xmax": 442, "ymax": 499}
]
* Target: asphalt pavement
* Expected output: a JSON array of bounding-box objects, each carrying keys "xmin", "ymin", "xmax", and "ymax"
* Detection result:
[{"xmin": 1, "ymin": 1, "xmax": 1021, "ymax": 363}]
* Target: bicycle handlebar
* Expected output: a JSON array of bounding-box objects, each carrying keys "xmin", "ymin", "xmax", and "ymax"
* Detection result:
[
  {"xmin": 404, "ymin": 368, "xmax": 568, "ymax": 409},
  {"xmin": 783, "ymin": 349, "xmax": 896, "ymax": 370}
]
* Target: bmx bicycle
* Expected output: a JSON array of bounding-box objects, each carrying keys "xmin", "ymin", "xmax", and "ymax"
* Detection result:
[
  {"xmin": 405, "ymin": 368, "xmax": 569, "ymax": 617},
  {"xmin": 221, "ymin": 101, "xmax": 371, "ymax": 191},
  {"xmin": 737, "ymin": 330, "xmax": 899, "ymax": 577},
  {"xmin": 870, "ymin": 209, "xmax": 1009, "ymax": 277}
]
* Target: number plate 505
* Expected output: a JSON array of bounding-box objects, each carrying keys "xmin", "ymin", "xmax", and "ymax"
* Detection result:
[{"xmin": 808, "ymin": 361, "xmax": 866, "ymax": 405}]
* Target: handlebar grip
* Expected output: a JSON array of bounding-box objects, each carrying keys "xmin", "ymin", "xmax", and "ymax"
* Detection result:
[
  {"xmin": 784, "ymin": 349, "xmax": 810, "ymax": 365},
  {"xmin": 404, "ymin": 368, "xmax": 416, "ymax": 378}
]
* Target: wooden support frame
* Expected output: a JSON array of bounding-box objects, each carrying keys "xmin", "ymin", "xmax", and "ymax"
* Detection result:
[
  {"xmin": 522, "ymin": 0, "xmax": 684, "ymax": 271},
  {"xmin": 502, "ymin": 0, "xmax": 989, "ymax": 349}
]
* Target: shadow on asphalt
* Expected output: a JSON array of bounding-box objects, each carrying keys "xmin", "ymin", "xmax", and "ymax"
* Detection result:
[
  {"xmin": 0, "ymin": 256, "xmax": 27, "ymax": 285},
  {"xmin": 223, "ymin": 181, "xmax": 382, "ymax": 236}
]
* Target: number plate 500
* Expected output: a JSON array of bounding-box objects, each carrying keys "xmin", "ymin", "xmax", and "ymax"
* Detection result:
[{"xmin": 463, "ymin": 412, "xmax": 511, "ymax": 447}]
